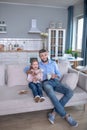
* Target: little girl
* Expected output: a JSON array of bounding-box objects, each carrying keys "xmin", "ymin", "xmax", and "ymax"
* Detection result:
[{"xmin": 27, "ymin": 59, "xmax": 45, "ymax": 103}]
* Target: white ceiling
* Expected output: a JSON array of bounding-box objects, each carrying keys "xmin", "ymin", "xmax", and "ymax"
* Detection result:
[{"xmin": 0, "ymin": 0, "xmax": 83, "ymax": 8}]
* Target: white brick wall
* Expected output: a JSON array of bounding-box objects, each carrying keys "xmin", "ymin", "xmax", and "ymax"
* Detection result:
[{"xmin": 0, "ymin": 38, "xmax": 43, "ymax": 51}]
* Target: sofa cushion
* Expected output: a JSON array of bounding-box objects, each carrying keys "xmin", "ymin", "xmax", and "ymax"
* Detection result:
[
  {"xmin": 7, "ymin": 64, "xmax": 28, "ymax": 87},
  {"xmin": 58, "ymin": 61, "xmax": 69, "ymax": 76},
  {"xmin": 0, "ymin": 65, "xmax": 5, "ymax": 87},
  {"xmin": 61, "ymin": 73, "xmax": 79, "ymax": 90},
  {"xmin": 78, "ymin": 72, "xmax": 87, "ymax": 92}
]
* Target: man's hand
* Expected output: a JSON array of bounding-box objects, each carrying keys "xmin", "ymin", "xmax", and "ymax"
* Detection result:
[{"xmin": 51, "ymin": 74, "xmax": 58, "ymax": 79}]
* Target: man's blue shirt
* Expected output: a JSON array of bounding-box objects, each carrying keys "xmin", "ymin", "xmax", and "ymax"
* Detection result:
[
  {"xmin": 39, "ymin": 59, "xmax": 61, "ymax": 80},
  {"xmin": 24, "ymin": 59, "xmax": 61, "ymax": 80}
]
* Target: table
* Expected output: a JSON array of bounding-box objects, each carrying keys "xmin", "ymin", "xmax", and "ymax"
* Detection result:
[
  {"xmin": 66, "ymin": 57, "xmax": 83, "ymax": 68},
  {"xmin": 52, "ymin": 56, "xmax": 83, "ymax": 68}
]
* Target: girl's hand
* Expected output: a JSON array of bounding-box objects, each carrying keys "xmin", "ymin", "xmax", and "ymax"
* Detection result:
[
  {"xmin": 26, "ymin": 70, "xmax": 32, "ymax": 74},
  {"xmin": 33, "ymin": 77, "xmax": 38, "ymax": 82}
]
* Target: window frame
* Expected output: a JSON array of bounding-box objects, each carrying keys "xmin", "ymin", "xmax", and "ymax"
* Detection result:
[{"xmin": 75, "ymin": 16, "xmax": 84, "ymax": 51}]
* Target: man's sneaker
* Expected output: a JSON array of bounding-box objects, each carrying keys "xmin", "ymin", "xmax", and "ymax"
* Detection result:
[
  {"xmin": 48, "ymin": 113, "xmax": 55, "ymax": 124},
  {"xmin": 40, "ymin": 97, "xmax": 45, "ymax": 102},
  {"xmin": 34, "ymin": 95, "xmax": 40, "ymax": 103},
  {"xmin": 65, "ymin": 115, "xmax": 78, "ymax": 127}
]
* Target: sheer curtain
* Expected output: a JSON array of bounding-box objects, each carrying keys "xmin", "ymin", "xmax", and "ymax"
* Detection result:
[
  {"xmin": 81, "ymin": 0, "xmax": 87, "ymax": 66},
  {"xmin": 66, "ymin": 6, "xmax": 73, "ymax": 50}
]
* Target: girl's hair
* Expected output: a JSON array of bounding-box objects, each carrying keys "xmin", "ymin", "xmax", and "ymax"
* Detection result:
[{"xmin": 30, "ymin": 59, "xmax": 39, "ymax": 70}]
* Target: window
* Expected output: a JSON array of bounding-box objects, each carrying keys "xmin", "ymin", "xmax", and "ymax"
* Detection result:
[{"xmin": 76, "ymin": 17, "xmax": 84, "ymax": 51}]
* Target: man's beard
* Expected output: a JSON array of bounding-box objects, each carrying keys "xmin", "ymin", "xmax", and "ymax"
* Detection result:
[{"xmin": 41, "ymin": 58, "xmax": 48, "ymax": 63}]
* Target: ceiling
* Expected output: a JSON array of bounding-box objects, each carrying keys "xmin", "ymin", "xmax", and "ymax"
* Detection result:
[{"xmin": 0, "ymin": 0, "xmax": 83, "ymax": 8}]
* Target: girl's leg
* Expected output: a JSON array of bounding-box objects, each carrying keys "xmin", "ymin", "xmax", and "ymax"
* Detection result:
[
  {"xmin": 29, "ymin": 82, "xmax": 38, "ymax": 97},
  {"xmin": 36, "ymin": 83, "xmax": 45, "ymax": 102},
  {"xmin": 36, "ymin": 83, "xmax": 43, "ymax": 97}
]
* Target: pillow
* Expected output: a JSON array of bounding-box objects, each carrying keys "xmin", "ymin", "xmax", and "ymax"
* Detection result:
[
  {"xmin": 0, "ymin": 65, "xmax": 5, "ymax": 86},
  {"xmin": 58, "ymin": 61, "xmax": 70, "ymax": 75},
  {"xmin": 7, "ymin": 64, "xmax": 28, "ymax": 87},
  {"xmin": 61, "ymin": 73, "xmax": 79, "ymax": 90}
]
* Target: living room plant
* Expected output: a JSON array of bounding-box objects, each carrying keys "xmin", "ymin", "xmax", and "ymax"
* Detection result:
[{"xmin": 65, "ymin": 49, "xmax": 78, "ymax": 58}]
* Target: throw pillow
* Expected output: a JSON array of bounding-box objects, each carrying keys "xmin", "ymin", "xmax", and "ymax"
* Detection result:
[
  {"xmin": 7, "ymin": 64, "xmax": 28, "ymax": 87},
  {"xmin": 61, "ymin": 73, "xmax": 79, "ymax": 90},
  {"xmin": 58, "ymin": 61, "xmax": 70, "ymax": 76}
]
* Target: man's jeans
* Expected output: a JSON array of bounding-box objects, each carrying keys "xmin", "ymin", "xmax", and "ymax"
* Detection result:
[
  {"xmin": 29, "ymin": 82, "xmax": 43, "ymax": 97},
  {"xmin": 42, "ymin": 78, "xmax": 73, "ymax": 117}
]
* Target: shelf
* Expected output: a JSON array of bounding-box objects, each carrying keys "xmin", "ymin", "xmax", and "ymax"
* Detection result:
[
  {"xmin": 28, "ymin": 31, "xmax": 41, "ymax": 34},
  {"xmin": 0, "ymin": 50, "xmax": 39, "ymax": 53},
  {"xmin": 0, "ymin": 31, "xmax": 7, "ymax": 34},
  {"xmin": 0, "ymin": 24, "xmax": 7, "ymax": 27},
  {"xmin": 0, "ymin": 24, "xmax": 7, "ymax": 34}
]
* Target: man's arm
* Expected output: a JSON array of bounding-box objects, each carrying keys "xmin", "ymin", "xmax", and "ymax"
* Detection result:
[
  {"xmin": 54, "ymin": 62, "xmax": 62, "ymax": 79},
  {"xmin": 24, "ymin": 66, "xmax": 30, "ymax": 75}
]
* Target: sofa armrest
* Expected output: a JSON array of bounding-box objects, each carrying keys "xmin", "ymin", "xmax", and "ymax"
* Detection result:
[
  {"xmin": 68, "ymin": 67, "xmax": 78, "ymax": 73},
  {"xmin": 78, "ymin": 72, "xmax": 87, "ymax": 92},
  {"xmin": 68, "ymin": 68, "xmax": 87, "ymax": 92}
]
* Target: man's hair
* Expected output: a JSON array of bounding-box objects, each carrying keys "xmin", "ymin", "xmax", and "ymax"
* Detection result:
[{"xmin": 39, "ymin": 49, "xmax": 48, "ymax": 54}]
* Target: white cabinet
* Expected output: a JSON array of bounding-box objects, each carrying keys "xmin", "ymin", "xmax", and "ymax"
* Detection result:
[
  {"xmin": 0, "ymin": 52, "xmax": 27, "ymax": 64},
  {"xmin": 48, "ymin": 29, "xmax": 65, "ymax": 58},
  {"xmin": 0, "ymin": 51, "xmax": 39, "ymax": 65},
  {"xmin": 0, "ymin": 24, "xmax": 7, "ymax": 33}
]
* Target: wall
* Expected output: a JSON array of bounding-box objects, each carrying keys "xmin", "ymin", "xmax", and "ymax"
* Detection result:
[
  {"xmin": 0, "ymin": 3, "xmax": 67, "ymax": 38},
  {"xmin": 74, "ymin": 0, "xmax": 84, "ymax": 17}
]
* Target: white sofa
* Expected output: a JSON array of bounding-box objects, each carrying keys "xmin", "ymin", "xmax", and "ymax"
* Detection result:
[{"xmin": 0, "ymin": 61, "xmax": 87, "ymax": 116}]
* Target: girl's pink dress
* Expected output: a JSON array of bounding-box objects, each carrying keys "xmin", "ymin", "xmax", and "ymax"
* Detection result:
[{"xmin": 27, "ymin": 69, "xmax": 43, "ymax": 83}]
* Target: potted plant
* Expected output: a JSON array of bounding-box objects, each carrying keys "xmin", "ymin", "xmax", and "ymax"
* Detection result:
[
  {"xmin": 64, "ymin": 48, "xmax": 73, "ymax": 58},
  {"xmin": 73, "ymin": 51, "xmax": 78, "ymax": 59},
  {"xmin": 65, "ymin": 48, "xmax": 72, "ymax": 54}
]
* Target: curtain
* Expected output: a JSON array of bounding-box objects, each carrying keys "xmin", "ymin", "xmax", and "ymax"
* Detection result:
[
  {"xmin": 66, "ymin": 6, "xmax": 73, "ymax": 50},
  {"xmin": 81, "ymin": 0, "xmax": 87, "ymax": 66}
]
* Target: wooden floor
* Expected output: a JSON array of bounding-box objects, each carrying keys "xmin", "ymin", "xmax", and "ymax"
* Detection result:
[{"xmin": 0, "ymin": 105, "xmax": 87, "ymax": 130}]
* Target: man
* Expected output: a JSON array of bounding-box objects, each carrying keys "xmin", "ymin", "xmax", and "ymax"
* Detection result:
[
  {"xmin": 24, "ymin": 49, "xmax": 78, "ymax": 127},
  {"xmin": 38, "ymin": 49, "xmax": 78, "ymax": 127}
]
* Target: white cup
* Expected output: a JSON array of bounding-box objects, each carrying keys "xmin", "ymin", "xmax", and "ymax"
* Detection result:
[{"xmin": 47, "ymin": 74, "xmax": 51, "ymax": 80}]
